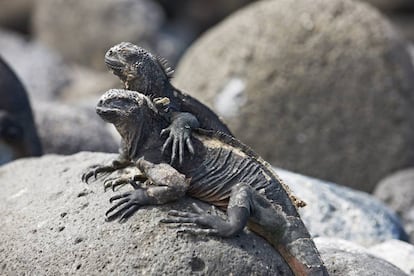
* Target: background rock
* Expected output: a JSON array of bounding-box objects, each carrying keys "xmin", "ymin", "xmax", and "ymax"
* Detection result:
[
  {"xmin": 174, "ymin": 0, "xmax": 414, "ymax": 192},
  {"xmin": 33, "ymin": 103, "xmax": 118, "ymax": 155},
  {"xmin": 314, "ymin": 237, "xmax": 408, "ymax": 276},
  {"xmin": 368, "ymin": 239, "xmax": 414, "ymax": 275},
  {"xmin": 374, "ymin": 168, "xmax": 414, "ymax": 243},
  {"xmin": 361, "ymin": 0, "xmax": 414, "ymax": 11},
  {"xmin": 0, "ymin": 28, "xmax": 70, "ymax": 102},
  {"xmin": 0, "ymin": 0, "xmax": 33, "ymax": 32},
  {"xmin": 0, "ymin": 56, "xmax": 42, "ymax": 164},
  {"xmin": 32, "ymin": 0, "xmax": 165, "ymax": 70},
  {"xmin": 276, "ymin": 168, "xmax": 408, "ymax": 246},
  {"xmin": 0, "ymin": 152, "xmax": 292, "ymax": 275}
]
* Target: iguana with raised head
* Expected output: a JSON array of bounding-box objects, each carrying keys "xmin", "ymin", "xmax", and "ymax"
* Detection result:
[
  {"xmin": 83, "ymin": 88, "xmax": 328, "ymax": 276},
  {"xmin": 104, "ymin": 42, "xmax": 232, "ymax": 165}
]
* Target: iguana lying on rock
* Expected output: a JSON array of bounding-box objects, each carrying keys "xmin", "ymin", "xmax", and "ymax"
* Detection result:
[
  {"xmin": 82, "ymin": 89, "xmax": 328, "ymax": 276},
  {"xmin": 105, "ymin": 42, "xmax": 232, "ymax": 164}
]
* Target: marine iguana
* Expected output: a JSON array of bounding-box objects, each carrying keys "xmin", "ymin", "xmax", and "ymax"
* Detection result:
[
  {"xmin": 0, "ymin": 57, "xmax": 42, "ymax": 164},
  {"xmin": 82, "ymin": 89, "xmax": 328, "ymax": 276},
  {"xmin": 104, "ymin": 42, "xmax": 232, "ymax": 164}
]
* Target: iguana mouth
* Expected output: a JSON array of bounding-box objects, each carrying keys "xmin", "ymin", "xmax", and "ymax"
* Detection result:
[
  {"xmin": 104, "ymin": 57, "xmax": 124, "ymax": 72},
  {"xmin": 96, "ymin": 106, "xmax": 122, "ymax": 122}
]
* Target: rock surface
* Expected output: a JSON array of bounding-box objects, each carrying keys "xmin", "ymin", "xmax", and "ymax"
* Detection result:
[
  {"xmin": 0, "ymin": 28, "xmax": 69, "ymax": 102},
  {"xmin": 0, "ymin": 152, "xmax": 410, "ymax": 275},
  {"xmin": 374, "ymin": 168, "xmax": 414, "ymax": 243},
  {"xmin": 0, "ymin": 152, "xmax": 292, "ymax": 275},
  {"xmin": 314, "ymin": 237, "xmax": 408, "ymax": 276},
  {"xmin": 33, "ymin": 103, "xmax": 118, "ymax": 155},
  {"xmin": 32, "ymin": 0, "xmax": 165, "ymax": 70},
  {"xmin": 174, "ymin": 0, "xmax": 414, "ymax": 192},
  {"xmin": 276, "ymin": 168, "xmax": 408, "ymax": 246},
  {"xmin": 368, "ymin": 239, "xmax": 414, "ymax": 275}
]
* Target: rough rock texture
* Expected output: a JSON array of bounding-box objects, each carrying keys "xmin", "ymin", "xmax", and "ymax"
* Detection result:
[
  {"xmin": 0, "ymin": 152, "xmax": 409, "ymax": 275},
  {"xmin": 368, "ymin": 239, "xmax": 414, "ymax": 275},
  {"xmin": 32, "ymin": 0, "xmax": 165, "ymax": 70},
  {"xmin": 374, "ymin": 168, "xmax": 414, "ymax": 243},
  {"xmin": 276, "ymin": 168, "xmax": 408, "ymax": 246},
  {"xmin": 314, "ymin": 237, "xmax": 408, "ymax": 276},
  {"xmin": 0, "ymin": 153, "xmax": 292, "ymax": 275},
  {"xmin": 0, "ymin": 28, "xmax": 69, "ymax": 102},
  {"xmin": 33, "ymin": 103, "xmax": 118, "ymax": 155},
  {"xmin": 174, "ymin": 0, "xmax": 414, "ymax": 192}
]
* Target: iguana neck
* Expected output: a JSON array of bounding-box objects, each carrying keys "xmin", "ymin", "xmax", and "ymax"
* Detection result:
[
  {"xmin": 117, "ymin": 116, "xmax": 164, "ymax": 161},
  {"xmin": 125, "ymin": 76, "xmax": 174, "ymax": 99}
]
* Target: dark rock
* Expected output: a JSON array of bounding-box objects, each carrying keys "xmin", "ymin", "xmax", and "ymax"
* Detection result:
[
  {"xmin": 362, "ymin": 0, "xmax": 414, "ymax": 11},
  {"xmin": 276, "ymin": 168, "xmax": 408, "ymax": 246},
  {"xmin": 374, "ymin": 168, "xmax": 414, "ymax": 243},
  {"xmin": 174, "ymin": 0, "xmax": 414, "ymax": 192},
  {"xmin": 315, "ymin": 237, "xmax": 408, "ymax": 276},
  {"xmin": 0, "ymin": 0, "xmax": 33, "ymax": 32},
  {"xmin": 33, "ymin": 102, "xmax": 118, "ymax": 155},
  {"xmin": 0, "ymin": 28, "xmax": 70, "ymax": 102},
  {"xmin": 32, "ymin": 0, "xmax": 165, "ymax": 70},
  {"xmin": 0, "ymin": 56, "xmax": 42, "ymax": 164},
  {"xmin": 368, "ymin": 239, "xmax": 414, "ymax": 275},
  {"xmin": 0, "ymin": 152, "xmax": 292, "ymax": 275},
  {"xmin": 386, "ymin": 13, "xmax": 414, "ymax": 43}
]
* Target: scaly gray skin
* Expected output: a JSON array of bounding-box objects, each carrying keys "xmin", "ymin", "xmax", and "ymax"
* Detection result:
[
  {"xmin": 0, "ymin": 57, "xmax": 42, "ymax": 164},
  {"xmin": 104, "ymin": 42, "xmax": 232, "ymax": 165},
  {"xmin": 82, "ymin": 89, "xmax": 328, "ymax": 276}
]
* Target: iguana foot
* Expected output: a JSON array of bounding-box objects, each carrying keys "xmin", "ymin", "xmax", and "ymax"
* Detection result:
[
  {"xmin": 81, "ymin": 159, "xmax": 132, "ymax": 183},
  {"xmin": 105, "ymin": 189, "xmax": 151, "ymax": 223},
  {"xmin": 160, "ymin": 112, "xmax": 199, "ymax": 165},
  {"xmin": 161, "ymin": 203, "xmax": 247, "ymax": 237},
  {"xmin": 103, "ymin": 173, "xmax": 147, "ymax": 192}
]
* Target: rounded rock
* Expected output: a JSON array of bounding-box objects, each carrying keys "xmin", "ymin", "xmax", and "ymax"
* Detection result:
[
  {"xmin": 374, "ymin": 168, "xmax": 414, "ymax": 243},
  {"xmin": 0, "ymin": 28, "xmax": 70, "ymax": 102},
  {"xmin": 174, "ymin": 0, "xmax": 414, "ymax": 192},
  {"xmin": 33, "ymin": 102, "xmax": 119, "ymax": 155},
  {"xmin": 32, "ymin": 0, "xmax": 165, "ymax": 70},
  {"xmin": 0, "ymin": 152, "xmax": 292, "ymax": 275}
]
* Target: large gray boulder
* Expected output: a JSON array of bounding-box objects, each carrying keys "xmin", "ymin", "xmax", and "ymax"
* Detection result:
[
  {"xmin": 314, "ymin": 237, "xmax": 407, "ymax": 276},
  {"xmin": 0, "ymin": 28, "xmax": 70, "ymax": 102},
  {"xmin": 368, "ymin": 239, "xmax": 414, "ymax": 275},
  {"xmin": 276, "ymin": 168, "xmax": 408, "ymax": 246},
  {"xmin": 174, "ymin": 0, "xmax": 414, "ymax": 192},
  {"xmin": 0, "ymin": 152, "xmax": 292, "ymax": 275},
  {"xmin": 0, "ymin": 152, "xmax": 409, "ymax": 274},
  {"xmin": 374, "ymin": 168, "xmax": 414, "ymax": 243},
  {"xmin": 32, "ymin": 0, "xmax": 165, "ymax": 70},
  {"xmin": 33, "ymin": 103, "xmax": 118, "ymax": 155}
]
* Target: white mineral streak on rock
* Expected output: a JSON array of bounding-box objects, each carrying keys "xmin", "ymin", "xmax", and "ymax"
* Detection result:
[{"xmin": 214, "ymin": 78, "xmax": 246, "ymax": 118}]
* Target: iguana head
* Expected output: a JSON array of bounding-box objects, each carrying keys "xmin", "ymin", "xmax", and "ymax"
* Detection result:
[
  {"xmin": 97, "ymin": 89, "xmax": 165, "ymax": 159},
  {"xmin": 105, "ymin": 42, "xmax": 174, "ymax": 95}
]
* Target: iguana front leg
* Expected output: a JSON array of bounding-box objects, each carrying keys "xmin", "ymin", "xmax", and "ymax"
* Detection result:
[
  {"xmin": 81, "ymin": 157, "xmax": 133, "ymax": 183},
  {"xmin": 105, "ymin": 159, "xmax": 190, "ymax": 222},
  {"xmin": 161, "ymin": 112, "xmax": 200, "ymax": 165}
]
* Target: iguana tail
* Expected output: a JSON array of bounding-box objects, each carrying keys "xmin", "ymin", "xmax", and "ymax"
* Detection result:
[{"xmin": 248, "ymin": 216, "xmax": 328, "ymax": 276}]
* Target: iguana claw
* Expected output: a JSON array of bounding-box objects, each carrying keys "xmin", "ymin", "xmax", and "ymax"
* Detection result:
[{"xmin": 81, "ymin": 159, "xmax": 133, "ymax": 184}]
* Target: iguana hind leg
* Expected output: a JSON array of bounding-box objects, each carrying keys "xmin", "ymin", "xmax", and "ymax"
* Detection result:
[
  {"xmin": 105, "ymin": 159, "xmax": 190, "ymax": 222},
  {"xmin": 161, "ymin": 182, "xmax": 252, "ymax": 237}
]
